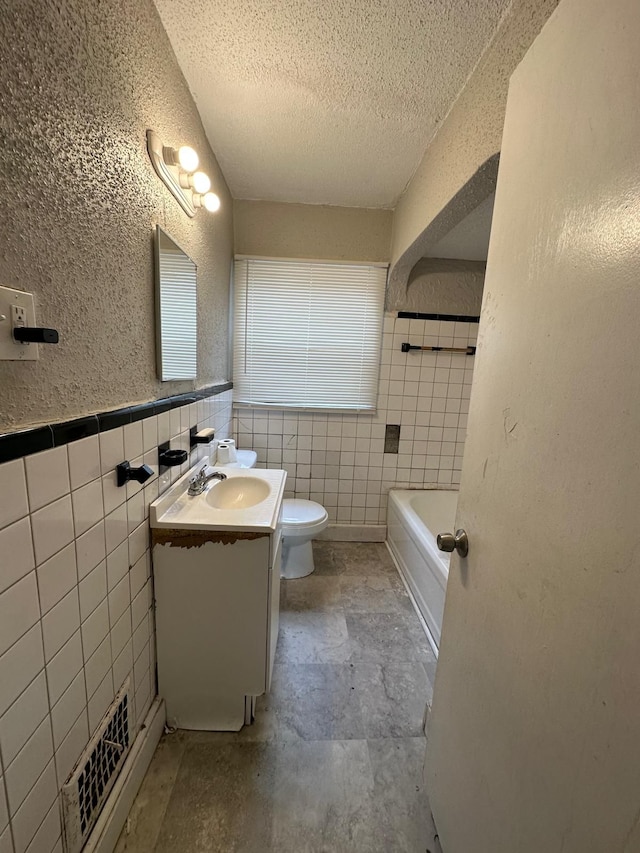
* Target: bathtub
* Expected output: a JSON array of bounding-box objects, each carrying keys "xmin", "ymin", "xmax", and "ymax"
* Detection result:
[{"xmin": 387, "ymin": 489, "xmax": 459, "ymax": 653}]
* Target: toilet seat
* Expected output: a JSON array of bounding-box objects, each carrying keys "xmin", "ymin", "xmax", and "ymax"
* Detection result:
[{"xmin": 282, "ymin": 499, "xmax": 328, "ymax": 537}]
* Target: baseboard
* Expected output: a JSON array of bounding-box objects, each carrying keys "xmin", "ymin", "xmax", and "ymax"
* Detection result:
[
  {"xmin": 83, "ymin": 697, "xmax": 165, "ymax": 853},
  {"xmin": 316, "ymin": 524, "xmax": 386, "ymax": 542}
]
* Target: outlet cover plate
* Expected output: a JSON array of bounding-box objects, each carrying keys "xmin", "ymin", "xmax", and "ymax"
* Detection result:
[{"xmin": 0, "ymin": 285, "xmax": 38, "ymax": 360}]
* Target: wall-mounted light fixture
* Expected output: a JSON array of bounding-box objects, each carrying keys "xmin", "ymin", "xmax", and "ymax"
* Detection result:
[{"xmin": 146, "ymin": 130, "xmax": 221, "ymax": 218}]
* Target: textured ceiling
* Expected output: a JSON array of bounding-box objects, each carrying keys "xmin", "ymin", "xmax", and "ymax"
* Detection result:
[
  {"xmin": 153, "ymin": 0, "xmax": 512, "ymax": 208},
  {"xmin": 427, "ymin": 192, "xmax": 496, "ymax": 260}
]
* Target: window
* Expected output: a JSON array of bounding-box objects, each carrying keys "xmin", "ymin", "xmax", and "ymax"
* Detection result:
[{"xmin": 233, "ymin": 258, "xmax": 387, "ymax": 412}]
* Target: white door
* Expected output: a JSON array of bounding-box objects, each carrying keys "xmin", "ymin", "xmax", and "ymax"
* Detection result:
[{"xmin": 425, "ymin": 1, "xmax": 640, "ymax": 851}]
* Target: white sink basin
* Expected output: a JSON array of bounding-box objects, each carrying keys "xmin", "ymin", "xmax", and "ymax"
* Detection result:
[
  {"xmin": 206, "ymin": 476, "xmax": 270, "ymax": 510},
  {"xmin": 150, "ymin": 464, "xmax": 287, "ymax": 532}
]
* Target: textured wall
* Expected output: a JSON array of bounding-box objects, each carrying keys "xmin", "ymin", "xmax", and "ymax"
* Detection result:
[
  {"xmin": 388, "ymin": 0, "xmax": 559, "ymax": 303},
  {"xmin": 405, "ymin": 259, "xmax": 485, "ymax": 315},
  {"xmin": 233, "ymin": 200, "xmax": 392, "ymax": 262},
  {"xmin": 0, "ymin": 0, "xmax": 233, "ymax": 431}
]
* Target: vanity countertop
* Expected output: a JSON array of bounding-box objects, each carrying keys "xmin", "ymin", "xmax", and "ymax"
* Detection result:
[{"xmin": 150, "ymin": 463, "xmax": 287, "ymax": 533}]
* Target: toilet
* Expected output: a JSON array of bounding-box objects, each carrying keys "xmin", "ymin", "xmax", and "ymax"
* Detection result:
[
  {"xmin": 214, "ymin": 445, "xmax": 328, "ymax": 578},
  {"xmin": 280, "ymin": 498, "xmax": 329, "ymax": 579}
]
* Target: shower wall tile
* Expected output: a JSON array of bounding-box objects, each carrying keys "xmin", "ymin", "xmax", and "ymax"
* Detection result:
[{"xmin": 233, "ymin": 316, "xmax": 475, "ymax": 525}]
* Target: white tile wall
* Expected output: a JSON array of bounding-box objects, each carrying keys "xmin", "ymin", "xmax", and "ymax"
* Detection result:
[
  {"xmin": 234, "ymin": 316, "xmax": 475, "ymax": 525},
  {"xmin": 0, "ymin": 388, "xmax": 233, "ymax": 853}
]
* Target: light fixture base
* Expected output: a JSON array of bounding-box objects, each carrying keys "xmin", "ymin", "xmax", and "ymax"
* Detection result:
[{"xmin": 147, "ymin": 130, "xmax": 196, "ymax": 217}]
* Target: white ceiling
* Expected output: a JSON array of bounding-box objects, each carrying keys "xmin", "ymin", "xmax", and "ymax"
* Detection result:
[
  {"xmin": 427, "ymin": 192, "xmax": 496, "ymax": 260},
  {"xmin": 154, "ymin": 0, "xmax": 511, "ymax": 208}
]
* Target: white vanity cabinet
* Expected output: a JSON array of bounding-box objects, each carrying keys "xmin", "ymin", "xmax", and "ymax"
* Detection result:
[{"xmin": 152, "ymin": 525, "xmax": 282, "ymax": 731}]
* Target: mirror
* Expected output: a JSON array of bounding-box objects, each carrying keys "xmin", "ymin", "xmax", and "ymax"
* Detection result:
[{"xmin": 154, "ymin": 226, "xmax": 197, "ymax": 380}]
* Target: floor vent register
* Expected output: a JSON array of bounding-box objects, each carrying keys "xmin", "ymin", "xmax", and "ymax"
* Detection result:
[{"xmin": 61, "ymin": 679, "xmax": 132, "ymax": 853}]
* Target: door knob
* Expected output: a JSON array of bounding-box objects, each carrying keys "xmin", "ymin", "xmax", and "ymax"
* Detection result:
[{"xmin": 437, "ymin": 529, "xmax": 469, "ymax": 558}]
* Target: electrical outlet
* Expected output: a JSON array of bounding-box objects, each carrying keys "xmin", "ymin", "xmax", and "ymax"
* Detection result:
[
  {"xmin": 0, "ymin": 285, "xmax": 39, "ymax": 361},
  {"xmin": 11, "ymin": 304, "xmax": 27, "ymax": 341}
]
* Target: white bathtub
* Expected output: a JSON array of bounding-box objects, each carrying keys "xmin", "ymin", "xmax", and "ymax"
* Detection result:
[{"xmin": 387, "ymin": 489, "xmax": 459, "ymax": 653}]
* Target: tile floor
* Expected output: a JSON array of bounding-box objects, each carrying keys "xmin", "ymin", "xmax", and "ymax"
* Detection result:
[{"xmin": 115, "ymin": 542, "xmax": 442, "ymax": 853}]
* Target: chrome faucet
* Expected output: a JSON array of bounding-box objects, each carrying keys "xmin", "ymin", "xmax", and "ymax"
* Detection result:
[{"xmin": 187, "ymin": 465, "xmax": 227, "ymax": 496}]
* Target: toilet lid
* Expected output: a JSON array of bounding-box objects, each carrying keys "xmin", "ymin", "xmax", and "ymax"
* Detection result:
[{"xmin": 282, "ymin": 499, "xmax": 327, "ymax": 526}]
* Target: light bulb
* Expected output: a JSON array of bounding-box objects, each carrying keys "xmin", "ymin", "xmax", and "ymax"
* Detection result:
[
  {"xmin": 177, "ymin": 145, "xmax": 199, "ymax": 172},
  {"xmin": 192, "ymin": 171, "xmax": 211, "ymax": 194},
  {"xmin": 203, "ymin": 192, "xmax": 221, "ymax": 212}
]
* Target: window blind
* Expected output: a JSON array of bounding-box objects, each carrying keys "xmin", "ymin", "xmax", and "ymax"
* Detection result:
[
  {"xmin": 233, "ymin": 258, "xmax": 387, "ymax": 412},
  {"xmin": 157, "ymin": 243, "xmax": 197, "ymax": 380}
]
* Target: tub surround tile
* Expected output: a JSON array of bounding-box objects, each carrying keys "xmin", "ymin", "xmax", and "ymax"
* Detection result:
[{"xmin": 234, "ymin": 314, "xmax": 470, "ymax": 525}]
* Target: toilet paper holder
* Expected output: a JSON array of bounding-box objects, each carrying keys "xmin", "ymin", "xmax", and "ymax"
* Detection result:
[{"xmin": 190, "ymin": 426, "xmax": 215, "ymax": 449}]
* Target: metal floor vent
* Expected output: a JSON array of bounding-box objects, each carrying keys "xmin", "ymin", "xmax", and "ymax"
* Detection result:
[{"xmin": 62, "ymin": 680, "xmax": 132, "ymax": 853}]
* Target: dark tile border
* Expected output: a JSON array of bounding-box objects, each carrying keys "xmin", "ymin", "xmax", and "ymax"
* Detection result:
[
  {"xmin": 397, "ymin": 311, "xmax": 480, "ymax": 323},
  {"xmin": 0, "ymin": 382, "xmax": 233, "ymax": 465},
  {"xmin": 52, "ymin": 416, "xmax": 99, "ymax": 446},
  {"xmin": 0, "ymin": 426, "xmax": 55, "ymax": 463}
]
